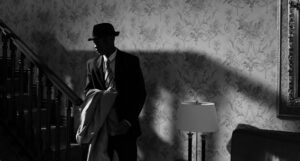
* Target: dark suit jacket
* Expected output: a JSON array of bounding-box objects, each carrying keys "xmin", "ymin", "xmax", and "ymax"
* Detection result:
[{"xmin": 84, "ymin": 49, "xmax": 146, "ymax": 137}]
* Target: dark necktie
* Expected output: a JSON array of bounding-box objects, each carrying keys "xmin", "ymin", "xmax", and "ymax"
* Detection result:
[{"xmin": 104, "ymin": 59, "xmax": 116, "ymax": 89}]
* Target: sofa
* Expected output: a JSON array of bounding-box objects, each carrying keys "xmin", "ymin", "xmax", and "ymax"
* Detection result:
[{"xmin": 230, "ymin": 124, "xmax": 300, "ymax": 161}]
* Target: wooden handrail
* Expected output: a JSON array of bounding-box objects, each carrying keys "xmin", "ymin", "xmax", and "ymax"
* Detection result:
[{"xmin": 0, "ymin": 19, "xmax": 83, "ymax": 106}]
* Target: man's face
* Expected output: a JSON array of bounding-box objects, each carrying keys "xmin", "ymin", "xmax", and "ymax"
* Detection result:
[
  {"xmin": 93, "ymin": 36, "xmax": 114, "ymax": 56},
  {"xmin": 93, "ymin": 38, "xmax": 105, "ymax": 55}
]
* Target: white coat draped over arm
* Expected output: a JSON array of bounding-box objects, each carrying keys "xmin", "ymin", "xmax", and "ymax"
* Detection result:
[{"xmin": 76, "ymin": 89, "xmax": 118, "ymax": 161}]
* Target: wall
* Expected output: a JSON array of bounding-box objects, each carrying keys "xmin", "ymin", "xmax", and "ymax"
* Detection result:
[{"xmin": 1, "ymin": 0, "xmax": 300, "ymax": 160}]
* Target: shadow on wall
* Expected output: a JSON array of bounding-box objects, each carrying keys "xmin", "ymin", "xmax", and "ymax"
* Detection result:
[
  {"xmin": 30, "ymin": 31, "xmax": 278, "ymax": 161},
  {"xmin": 132, "ymin": 51, "xmax": 278, "ymax": 161}
]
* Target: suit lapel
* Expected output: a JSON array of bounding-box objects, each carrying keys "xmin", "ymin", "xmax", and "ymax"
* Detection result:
[
  {"xmin": 115, "ymin": 49, "xmax": 122, "ymax": 89},
  {"xmin": 94, "ymin": 55, "xmax": 106, "ymax": 88},
  {"xmin": 96, "ymin": 55, "xmax": 103, "ymax": 70}
]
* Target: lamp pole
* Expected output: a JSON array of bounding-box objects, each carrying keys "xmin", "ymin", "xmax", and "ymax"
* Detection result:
[
  {"xmin": 196, "ymin": 133, "xmax": 198, "ymax": 161},
  {"xmin": 188, "ymin": 132, "xmax": 193, "ymax": 161},
  {"xmin": 201, "ymin": 134, "xmax": 206, "ymax": 161}
]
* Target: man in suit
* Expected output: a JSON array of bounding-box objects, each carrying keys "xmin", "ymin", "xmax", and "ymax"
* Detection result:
[{"xmin": 85, "ymin": 23, "xmax": 146, "ymax": 161}]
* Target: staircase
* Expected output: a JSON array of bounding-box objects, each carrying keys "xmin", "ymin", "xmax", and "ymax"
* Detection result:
[{"xmin": 0, "ymin": 19, "xmax": 86, "ymax": 161}]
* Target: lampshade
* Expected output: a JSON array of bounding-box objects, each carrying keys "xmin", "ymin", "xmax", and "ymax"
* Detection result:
[{"xmin": 176, "ymin": 102, "xmax": 218, "ymax": 132}]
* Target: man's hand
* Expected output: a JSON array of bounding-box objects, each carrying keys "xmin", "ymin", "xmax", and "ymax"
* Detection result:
[
  {"xmin": 106, "ymin": 86, "xmax": 117, "ymax": 93},
  {"xmin": 114, "ymin": 120, "xmax": 131, "ymax": 135}
]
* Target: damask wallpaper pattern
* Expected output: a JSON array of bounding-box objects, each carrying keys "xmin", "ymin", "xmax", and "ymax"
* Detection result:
[{"xmin": 1, "ymin": 0, "xmax": 300, "ymax": 161}]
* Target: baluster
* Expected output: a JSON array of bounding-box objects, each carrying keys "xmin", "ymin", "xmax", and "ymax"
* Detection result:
[
  {"xmin": 1, "ymin": 34, "xmax": 8, "ymax": 122},
  {"xmin": 0, "ymin": 33, "xmax": 8, "ymax": 97},
  {"xmin": 54, "ymin": 90, "xmax": 62, "ymax": 161},
  {"xmin": 45, "ymin": 79, "xmax": 52, "ymax": 161},
  {"xmin": 17, "ymin": 52, "xmax": 25, "ymax": 134},
  {"xmin": 9, "ymin": 39, "xmax": 17, "ymax": 125},
  {"xmin": 36, "ymin": 69, "xmax": 44, "ymax": 158},
  {"xmin": 65, "ymin": 100, "xmax": 72, "ymax": 161},
  {"xmin": 28, "ymin": 63, "xmax": 34, "ymax": 146},
  {"xmin": 1, "ymin": 33, "xmax": 8, "ymax": 78},
  {"xmin": 9, "ymin": 39, "xmax": 16, "ymax": 80}
]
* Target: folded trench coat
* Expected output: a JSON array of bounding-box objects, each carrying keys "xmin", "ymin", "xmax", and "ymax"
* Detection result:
[{"xmin": 76, "ymin": 89, "xmax": 118, "ymax": 161}]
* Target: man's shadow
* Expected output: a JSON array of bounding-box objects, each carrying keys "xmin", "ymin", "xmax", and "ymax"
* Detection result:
[{"xmin": 31, "ymin": 31, "xmax": 279, "ymax": 161}]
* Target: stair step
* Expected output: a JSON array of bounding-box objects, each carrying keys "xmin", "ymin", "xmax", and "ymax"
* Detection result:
[
  {"xmin": 2, "ymin": 96, "xmax": 63, "ymax": 127},
  {"xmin": 3, "ymin": 94, "xmax": 31, "ymax": 109},
  {"xmin": 0, "ymin": 57, "xmax": 30, "ymax": 74},
  {"xmin": 23, "ymin": 107, "xmax": 61, "ymax": 127},
  {"xmin": 50, "ymin": 143, "xmax": 81, "ymax": 151},
  {"xmin": 47, "ymin": 143, "xmax": 86, "ymax": 161},
  {"xmin": 40, "ymin": 125, "xmax": 85, "ymax": 161},
  {"xmin": 41, "ymin": 125, "xmax": 67, "ymax": 148},
  {"xmin": 1, "ymin": 71, "xmax": 29, "ymax": 93},
  {"xmin": 5, "ymin": 70, "xmax": 29, "ymax": 79}
]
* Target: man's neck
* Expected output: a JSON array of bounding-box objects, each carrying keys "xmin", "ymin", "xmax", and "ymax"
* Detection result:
[{"xmin": 104, "ymin": 47, "xmax": 116, "ymax": 58}]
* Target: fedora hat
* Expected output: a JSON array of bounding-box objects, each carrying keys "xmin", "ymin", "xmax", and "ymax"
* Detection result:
[{"xmin": 88, "ymin": 23, "xmax": 119, "ymax": 41}]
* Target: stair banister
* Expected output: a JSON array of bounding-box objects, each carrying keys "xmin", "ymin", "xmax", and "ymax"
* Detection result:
[
  {"xmin": 0, "ymin": 19, "xmax": 85, "ymax": 161},
  {"xmin": 0, "ymin": 19, "xmax": 83, "ymax": 106}
]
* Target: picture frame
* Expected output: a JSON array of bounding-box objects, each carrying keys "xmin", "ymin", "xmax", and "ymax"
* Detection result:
[{"xmin": 278, "ymin": 0, "xmax": 300, "ymax": 119}]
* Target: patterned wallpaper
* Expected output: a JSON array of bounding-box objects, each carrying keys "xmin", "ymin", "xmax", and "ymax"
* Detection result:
[{"xmin": 1, "ymin": 0, "xmax": 300, "ymax": 161}]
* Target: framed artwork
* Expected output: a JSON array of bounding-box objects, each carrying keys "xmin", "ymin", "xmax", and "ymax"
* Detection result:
[{"xmin": 279, "ymin": 0, "xmax": 300, "ymax": 118}]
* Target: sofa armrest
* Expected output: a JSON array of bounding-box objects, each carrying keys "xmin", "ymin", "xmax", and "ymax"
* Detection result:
[{"xmin": 230, "ymin": 126, "xmax": 300, "ymax": 161}]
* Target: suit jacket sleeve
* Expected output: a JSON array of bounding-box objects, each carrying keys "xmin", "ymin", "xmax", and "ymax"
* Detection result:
[
  {"xmin": 122, "ymin": 57, "xmax": 146, "ymax": 125},
  {"xmin": 84, "ymin": 60, "xmax": 94, "ymax": 96}
]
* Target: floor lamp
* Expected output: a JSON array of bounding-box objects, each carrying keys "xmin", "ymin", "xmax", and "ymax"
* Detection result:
[{"xmin": 176, "ymin": 102, "xmax": 218, "ymax": 161}]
